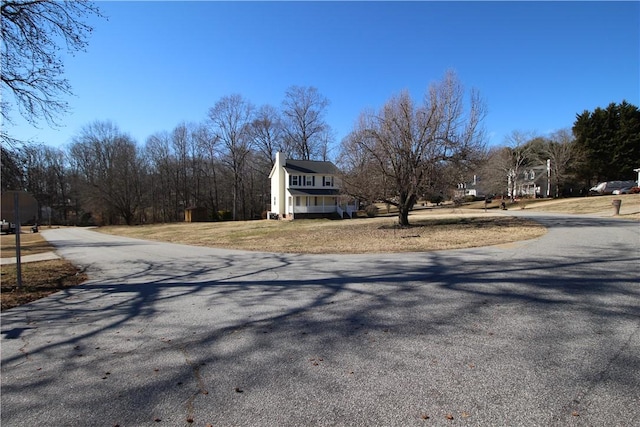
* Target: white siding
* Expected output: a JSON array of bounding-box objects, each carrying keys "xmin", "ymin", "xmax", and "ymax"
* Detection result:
[{"xmin": 270, "ymin": 152, "xmax": 287, "ymax": 216}]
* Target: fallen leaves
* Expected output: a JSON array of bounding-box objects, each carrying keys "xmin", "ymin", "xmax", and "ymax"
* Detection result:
[
  {"xmin": 309, "ymin": 357, "xmax": 324, "ymax": 366},
  {"xmin": 420, "ymin": 411, "xmax": 471, "ymax": 421}
]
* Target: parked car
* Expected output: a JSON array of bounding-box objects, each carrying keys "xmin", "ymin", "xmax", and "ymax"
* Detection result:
[
  {"xmin": 589, "ymin": 180, "xmax": 637, "ymax": 195},
  {"xmin": 612, "ymin": 187, "xmax": 631, "ymax": 195},
  {"xmin": 613, "ymin": 186, "xmax": 640, "ymax": 195}
]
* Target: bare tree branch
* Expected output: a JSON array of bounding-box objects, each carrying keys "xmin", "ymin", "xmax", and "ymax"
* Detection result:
[
  {"xmin": 1, "ymin": 0, "xmax": 104, "ymax": 134},
  {"xmin": 339, "ymin": 71, "xmax": 486, "ymax": 226}
]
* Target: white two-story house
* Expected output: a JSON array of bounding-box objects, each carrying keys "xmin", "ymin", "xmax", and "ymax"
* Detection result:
[
  {"xmin": 269, "ymin": 152, "xmax": 355, "ymax": 219},
  {"xmin": 508, "ymin": 160, "xmax": 551, "ymax": 198}
]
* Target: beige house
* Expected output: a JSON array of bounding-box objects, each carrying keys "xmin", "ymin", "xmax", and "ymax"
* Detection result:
[{"xmin": 268, "ymin": 152, "xmax": 356, "ymax": 219}]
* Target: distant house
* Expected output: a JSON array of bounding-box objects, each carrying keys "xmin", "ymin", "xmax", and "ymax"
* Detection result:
[
  {"xmin": 456, "ymin": 160, "xmax": 551, "ymax": 200},
  {"xmin": 455, "ymin": 175, "xmax": 488, "ymax": 199},
  {"xmin": 508, "ymin": 161, "xmax": 551, "ymax": 198},
  {"xmin": 268, "ymin": 152, "xmax": 356, "ymax": 219}
]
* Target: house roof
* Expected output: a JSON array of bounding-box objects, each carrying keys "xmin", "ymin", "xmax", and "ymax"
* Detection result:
[
  {"xmin": 288, "ymin": 189, "xmax": 340, "ymax": 196},
  {"xmin": 284, "ymin": 159, "xmax": 339, "ymax": 175}
]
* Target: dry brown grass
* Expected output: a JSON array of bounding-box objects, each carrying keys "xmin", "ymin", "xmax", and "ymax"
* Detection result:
[
  {"xmin": 515, "ymin": 193, "xmax": 640, "ymax": 217},
  {"xmin": 459, "ymin": 194, "xmax": 640, "ymax": 220},
  {"xmin": 1, "ymin": 260, "xmax": 87, "ymax": 310},
  {"xmin": 99, "ymin": 214, "xmax": 546, "ymax": 254},
  {"xmin": 1, "ymin": 229, "xmax": 54, "ymax": 258},
  {"xmin": 1, "ymin": 230, "xmax": 87, "ymax": 310}
]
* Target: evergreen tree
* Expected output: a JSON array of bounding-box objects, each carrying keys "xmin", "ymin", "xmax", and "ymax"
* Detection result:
[{"xmin": 572, "ymin": 101, "xmax": 640, "ymax": 183}]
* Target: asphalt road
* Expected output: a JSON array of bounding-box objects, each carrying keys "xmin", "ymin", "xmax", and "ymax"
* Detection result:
[{"xmin": 2, "ymin": 212, "xmax": 639, "ymax": 426}]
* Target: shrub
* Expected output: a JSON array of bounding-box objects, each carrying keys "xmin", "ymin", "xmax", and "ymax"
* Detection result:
[
  {"xmin": 463, "ymin": 195, "xmax": 477, "ymax": 203},
  {"xmin": 365, "ymin": 204, "xmax": 379, "ymax": 218},
  {"xmin": 217, "ymin": 210, "xmax": 233, "ymax": 221},
  {"xmin": 428, "ymin": 194, "xmax": 445, "ymax": 205}
]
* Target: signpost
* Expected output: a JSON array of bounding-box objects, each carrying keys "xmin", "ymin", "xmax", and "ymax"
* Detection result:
[{"xmin": 1, "ymin": 191, "xmax": 38, "ymax": 289}]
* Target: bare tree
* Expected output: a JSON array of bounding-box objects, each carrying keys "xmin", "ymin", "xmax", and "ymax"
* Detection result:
[
  {"xmin": 1, "ymin": 0, "xmax": 103, "ymax": 138},
  {"xmin": 69, "ymin": 121, "xmax": 144, "ymax": 225},
  {"xmin": 483, "ymin": 131, "xmax": 537, "ymax": 200},
  {"xmin": 540, "ymin": 129, "xmax": 580, "ymax": 197},
  {"xmin": 339, "ymin": 71, "xmax": 486, "ymax": 226},
  {"xmin": 193, "ymin": 125, "xmax": 222, "ymax": 219},
  {"xmin": 250, "ymin": 104, "xmax": 286, "ymax": 167},
  {"xmin": 145, "ymin": 131, "xmax": 178, "ymax": 222},
  {"xmin": 171, "ymin": 122, "xmax": 207, "ymax": 212},
  {"xmin": 282, "ymin": 85, "xmax": 332, "ymax": 160},
  {"xmin": 21, "ymin": 144, "xmax": 69, "ymax": 223},
  {"xmin": 1, "ymin": 145, "xmax": 23, "ymax": 191},
  {"xmin": 208, "ymin": 94, "xmax": 254, "ymax": 221}
]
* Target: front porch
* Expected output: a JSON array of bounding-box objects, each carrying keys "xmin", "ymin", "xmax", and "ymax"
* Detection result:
[{"xmin": 268, "ymin": 195, "xmax": 358, "ymax": 220}]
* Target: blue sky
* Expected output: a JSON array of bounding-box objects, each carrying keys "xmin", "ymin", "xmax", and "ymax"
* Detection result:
[{"xmin": 5, "ymin": 1, "xmax": 639, "ymax": 157}]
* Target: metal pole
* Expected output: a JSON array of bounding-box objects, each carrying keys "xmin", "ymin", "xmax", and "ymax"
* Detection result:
[
  {"xmin": 547, "ymin": 159, "xmax": 551, "ymax": 198},
  {"xmin": 14, "ymin": 192, "xmax": 22, "ymax": 289}
]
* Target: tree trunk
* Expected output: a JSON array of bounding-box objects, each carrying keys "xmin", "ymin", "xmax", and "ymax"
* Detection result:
[
  {"xmin": 397, "ymin": 194, "xmax": 415, "ymax": 227},
  {"xmin": 398, "ymin": 206, "xmax": 410, "ymax": 227}
]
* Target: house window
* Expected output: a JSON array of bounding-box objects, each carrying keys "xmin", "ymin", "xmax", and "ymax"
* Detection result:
[
  {"xmin": 306, "ymin": 176, "xmax": 313, "ymax": 186},
  {"xmin": 291, "ymin": 175, "xmax": 298, "ymax": 186},
  {"xmin": 288, "ymin": 197, "xmax": 292, "ymax": 206},
  {"xmin": 273, "ymin": 197, "xmax": 276, "ymax": 206},
  {"xmin": 323, "ymin": 176, "xmax": 333, "ymax": 187},
  {"xmin": 314, "ymin": 197, "xmax": 318, "ymax": 206},
  {"xmin": 295, "ymin": 197, "xmax": 300, "ymax": 206}
]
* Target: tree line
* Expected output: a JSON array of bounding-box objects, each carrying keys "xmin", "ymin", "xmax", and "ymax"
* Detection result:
[
  {"xmin": 476, "ymin": 101, "xmax": 640, "ymax": 200},
  {"xmin": 1, "ymin": 86, "xmax": 334, "ymax": 225},
  {"xmin": 4, "ymin": 75, "xmax": 635, "ymax": 227}
]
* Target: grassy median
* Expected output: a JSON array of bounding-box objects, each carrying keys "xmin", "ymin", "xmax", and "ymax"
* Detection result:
[{"xmin": 99, "ymin": 213, "xmax": 546, "ymax": 254}]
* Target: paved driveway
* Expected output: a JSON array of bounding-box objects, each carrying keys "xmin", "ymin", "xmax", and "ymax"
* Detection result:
[{"xmin": 2, "ymin": 213, "xmax": 639, "ymax": 426}]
